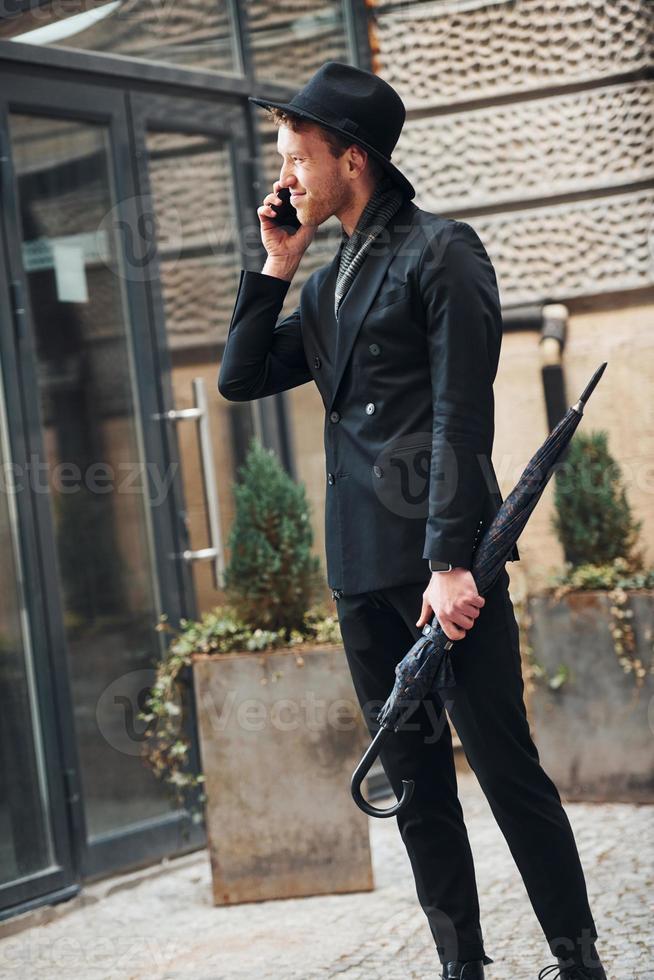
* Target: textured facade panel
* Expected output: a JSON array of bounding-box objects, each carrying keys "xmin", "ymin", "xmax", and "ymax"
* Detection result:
[
  {"xmin": 247, "ymin": 28, "xmax": 350, "ymax": 88},
  {"xmin": 372, "ymin": 0, "xmax": 654, "ymax": 108},
  {"xmin": 394, "ymin": 81, "xmax": 654, "ymax": 212},
  {"xmin": 244, "ymin": 0, "xmax": 349, "ymax": 86},
  {"xmin": 212, "ymin": 194, "xmax": 654, "ymax": 321},
  {"xmin": 146, "ymin": 132, "xmax": 239, "ymax": 255},
  {"xmin": 473, "ymin": 190, "xmax": 654, "ymax": 305},
  {"xmin": 143, "ymin": 129, "xmax": 241, "ymax": 350},
  {"xmin": 246, "ymin": 0, "xmax": 343, "ymax": 28},
  {"xmin": 161, "ymin": 252, "xmax": 241, "ymax": 350},
  {"xmin": 251, "ymin": 136, "xmax": 654, "ymax": 310}
]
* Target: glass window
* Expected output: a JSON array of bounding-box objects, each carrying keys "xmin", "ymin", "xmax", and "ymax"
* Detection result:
[
  {"xmin": 143, "ymin": 127, "xmax": 244, "ymax": 607},
  {"xmin": 0, "ymin": 381, "xmax": 56, "ymax": 886},
  {"xmin": 9, "ymin": 111, "xmax": 175, "ymax": 839},
  {"xmin": 1, "ymin": 0, "xmax": 242, "ymax": 76},
  {"xmin": 144, "ymin": 130, "xmax": 242, "ymax": 350},
  {"xmin": 245, "ymin": 0, "xmax": 351, "ymax": 87}
]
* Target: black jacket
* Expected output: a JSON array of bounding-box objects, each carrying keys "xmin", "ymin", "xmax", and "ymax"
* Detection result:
[{"xmin": 218, "ymin": 197, "xmax": 519, "ymax": 594}]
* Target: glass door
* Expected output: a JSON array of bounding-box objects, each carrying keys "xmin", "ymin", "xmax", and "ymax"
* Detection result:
[
  {"xmin": 0, "ymin": 229, "xmax": 77, "ymax": 915},
  {"xmin": 0, "ymin": 73, "xmax": 203, "ymax": 898},
  {"xmin": 127, "ymin": 89, "xmax": 261, "ymax": 613}
]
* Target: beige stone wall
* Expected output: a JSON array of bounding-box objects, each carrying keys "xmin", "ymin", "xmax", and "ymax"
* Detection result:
[{"xmin": 496, "ymin": 292, "xmax": 654, "ymax": 601}]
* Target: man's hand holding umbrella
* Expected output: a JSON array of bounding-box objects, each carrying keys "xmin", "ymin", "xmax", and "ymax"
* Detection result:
[{"xmin": 416, "ymin": 568, "xmax": 486, "ymax": 642}]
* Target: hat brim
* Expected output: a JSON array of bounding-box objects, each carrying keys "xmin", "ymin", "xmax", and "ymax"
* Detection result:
[{"xmin": 249, "ymin": 96, "xmax": 416, "ymax": 201}]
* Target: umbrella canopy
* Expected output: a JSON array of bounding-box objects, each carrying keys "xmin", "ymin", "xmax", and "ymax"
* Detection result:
[{"xmin": 351, "ymin": 362, "xmax": 607, "ymax": 817}]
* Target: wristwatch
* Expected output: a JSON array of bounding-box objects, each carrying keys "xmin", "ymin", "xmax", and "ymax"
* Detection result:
[{"xmin": 429, "ymin": 560, "xmax": 453, "ymax": 573}]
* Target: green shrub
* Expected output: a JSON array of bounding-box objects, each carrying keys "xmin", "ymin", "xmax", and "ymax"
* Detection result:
[
  {"xmin": 224, "ymin": 438, "xmax": 322, "ymax": 636},
  {"xmin": 551, "ymin": 430, "xmax": 643, "ymax": 569}
]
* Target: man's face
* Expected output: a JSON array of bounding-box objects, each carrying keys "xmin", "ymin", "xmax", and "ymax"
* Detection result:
[{"xmin": 276, "ymin": 122, "xmax": 352, "ymax": 227}]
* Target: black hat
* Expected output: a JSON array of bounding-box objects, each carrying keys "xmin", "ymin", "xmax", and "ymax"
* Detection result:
[{"xmin": 249, "ymin": 61, "xmax": 415, "ymax": 200}]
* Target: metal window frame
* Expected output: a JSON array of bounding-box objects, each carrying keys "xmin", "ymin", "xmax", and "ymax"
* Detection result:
[
  {"xmin": 0, "ymin": 0, "xmax": 372, "ymax": 480},
  {"xmin": 0, "ymin": 73, "xmax": 212, "ymax": 902},
  {"xmin": 0, "ymin": 0, "xmax": 371, "ymax": 92},
  {"xmin": 0, "ymin": 0, "xmax": 375, "ymax": 916},
  {"xmin": 0, "ymin": 173, "xmax": 80, "ymax": 917}
]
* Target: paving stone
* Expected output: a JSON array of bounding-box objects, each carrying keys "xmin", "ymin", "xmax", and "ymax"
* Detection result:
[{"xmin": 0, "ymin": 770, "xmax": 650, "ymax": 980}]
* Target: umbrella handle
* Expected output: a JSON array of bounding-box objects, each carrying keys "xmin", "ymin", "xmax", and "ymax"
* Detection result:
[{"xmin": 350, "ymin": 725, "xmax": 415, "ymax": 817}]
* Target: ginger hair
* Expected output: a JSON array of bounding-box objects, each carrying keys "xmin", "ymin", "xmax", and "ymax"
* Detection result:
[{"xmin": 266, "ymin": 107, "xmax": 385, "ymax": 181}]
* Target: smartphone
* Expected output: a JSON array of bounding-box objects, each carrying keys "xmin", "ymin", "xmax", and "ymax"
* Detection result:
[{"xmin": 269, "ymin": 186, "xmax": 302, "ymax": 234}]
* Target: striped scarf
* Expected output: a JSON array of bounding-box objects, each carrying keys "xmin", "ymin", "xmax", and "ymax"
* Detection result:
[{"xmin": 334, "ymin": 175, "xmax": 406, "ymax": 319}]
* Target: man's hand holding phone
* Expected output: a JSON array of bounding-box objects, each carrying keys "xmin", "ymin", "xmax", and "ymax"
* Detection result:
[{"xmin": 258, "ymin": 180, "xmax": 315, "ymax": 282}]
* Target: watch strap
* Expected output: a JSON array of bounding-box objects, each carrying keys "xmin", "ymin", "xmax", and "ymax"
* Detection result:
[{"xmin": 429, "ymin": 560, "xmax": 453, "ymax": 572}]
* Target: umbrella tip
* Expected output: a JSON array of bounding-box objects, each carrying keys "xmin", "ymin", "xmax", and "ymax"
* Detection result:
[{"xmin": 576, "ymin": 361, "xmax": 607, "ymax": 409}]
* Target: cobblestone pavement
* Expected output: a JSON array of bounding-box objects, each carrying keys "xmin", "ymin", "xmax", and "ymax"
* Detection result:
[{"xmin": 0, "ymin": 769, "xmax": 651, "ymax": 980}]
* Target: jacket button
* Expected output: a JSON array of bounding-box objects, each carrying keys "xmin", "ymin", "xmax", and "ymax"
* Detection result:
[
  {"xmin": 329, "ymin": 410, "xmax": 340, "ymax": 423},
  {"xmin": 373, "ymin": 465, "xmax": 383, "ymax": 478},
  {"xmin": 365, "ymin": 402, "xmax": 376, "ymax": 415},
  {"xmin": 327, "ymin": 472, "xmax": 335, "ymax": 485},
  {"xmin": 369, "ymin": 343, "xmax": 381, "ymax": 356},
  {"xmin": 313, "ymin": 355, "xmax": 321, "ymax": 369}
]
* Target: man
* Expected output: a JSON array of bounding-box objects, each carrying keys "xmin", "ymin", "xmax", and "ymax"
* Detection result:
[{"xmin": 218, "ymin": 62, "xmax": 607, "ymax": 980}]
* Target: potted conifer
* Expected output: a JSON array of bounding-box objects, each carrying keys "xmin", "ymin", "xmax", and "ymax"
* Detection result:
[
  {"xmin": 523, "ymin": 430, "xmax": 654, "ymax": 801},
  {"xmin": 141, "ymin": 439, "xmax": 374, "ymax": 905}
]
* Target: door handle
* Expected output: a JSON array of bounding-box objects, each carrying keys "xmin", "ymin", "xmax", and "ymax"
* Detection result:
[{"xmin": 152, "ymin": 377, "xmax": 225, "ymax": 589}]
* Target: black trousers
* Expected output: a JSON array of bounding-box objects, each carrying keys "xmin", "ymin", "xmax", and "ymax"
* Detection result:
[{"xmin": 336, "ymin": 565, "xmax": 598, "ymax": 966}]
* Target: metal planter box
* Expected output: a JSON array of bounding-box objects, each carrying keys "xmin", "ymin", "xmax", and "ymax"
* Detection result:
[
  {"xmin": 526, "ymin": 589, "xmax": 654, "ymax": 802},
  {"xmin": 192, "ymin": 643, "xmax": 375, "ymax": 905}
]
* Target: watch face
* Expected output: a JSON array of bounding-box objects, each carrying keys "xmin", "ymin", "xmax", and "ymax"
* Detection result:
[{"xmin": 430, "ymin": 561, "xmax": 451, "ymax": 572}]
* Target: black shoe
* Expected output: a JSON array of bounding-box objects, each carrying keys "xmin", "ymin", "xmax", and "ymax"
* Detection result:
[
  {"xmin": 442, "ymin": 956, "xmax": 494, "ymax": 979},
  {"xmin": 538, "ymin": 959, "xmax": 608, "ymax": 979}
]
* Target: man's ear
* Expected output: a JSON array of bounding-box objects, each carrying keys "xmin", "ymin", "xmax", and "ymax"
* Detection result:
[{"xmin": 347, "ymin": 144, "xmax": 368, "ymax": 179}]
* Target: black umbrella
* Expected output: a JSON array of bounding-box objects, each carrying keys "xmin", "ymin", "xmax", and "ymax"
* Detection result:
[{"xmin": 351, "ymin": 362, "xmax": 608, "ymax": 817}]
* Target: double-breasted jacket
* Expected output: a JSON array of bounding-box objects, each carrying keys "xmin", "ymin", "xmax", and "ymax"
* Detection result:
[{"xmin": 218, "ymin": 198, "xmax": 519, "ymax": 594}]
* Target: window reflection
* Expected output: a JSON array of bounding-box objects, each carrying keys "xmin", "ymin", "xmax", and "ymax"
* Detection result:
[
  {"xmin": 9, "ymin": 111, "xmax": 173, "ymax": 839},
  {"xmin": 0, "ymin": 383, "xmax": 55, "ymax": 885},
  {"xmin": 144, "ymin": 128, "xmax": 244, "ymax": 608},
  {"xmin": 2, "ymin": 0, "xmax": 242, "ymax": 76},
  {"xmin": 145, "ymin": 130, "xmax": 241, "ymax": 349},
  {"xmin": 245, "ymin": 0, "xmax": 350, "ymax": 86}
]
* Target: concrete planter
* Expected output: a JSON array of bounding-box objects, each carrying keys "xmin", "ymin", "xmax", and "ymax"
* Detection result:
[
  {"xmin": 526, "ymin": 589, "xmax": 654, "ymax": 802},
  {"xmin": 192, "ymin": 642, "xmax": 374, "ymax": 905}
]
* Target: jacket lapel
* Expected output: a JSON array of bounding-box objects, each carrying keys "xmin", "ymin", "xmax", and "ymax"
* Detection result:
[{"xmin": 327, "ymin": 198, "xmax": 417, "ymax": 410}]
